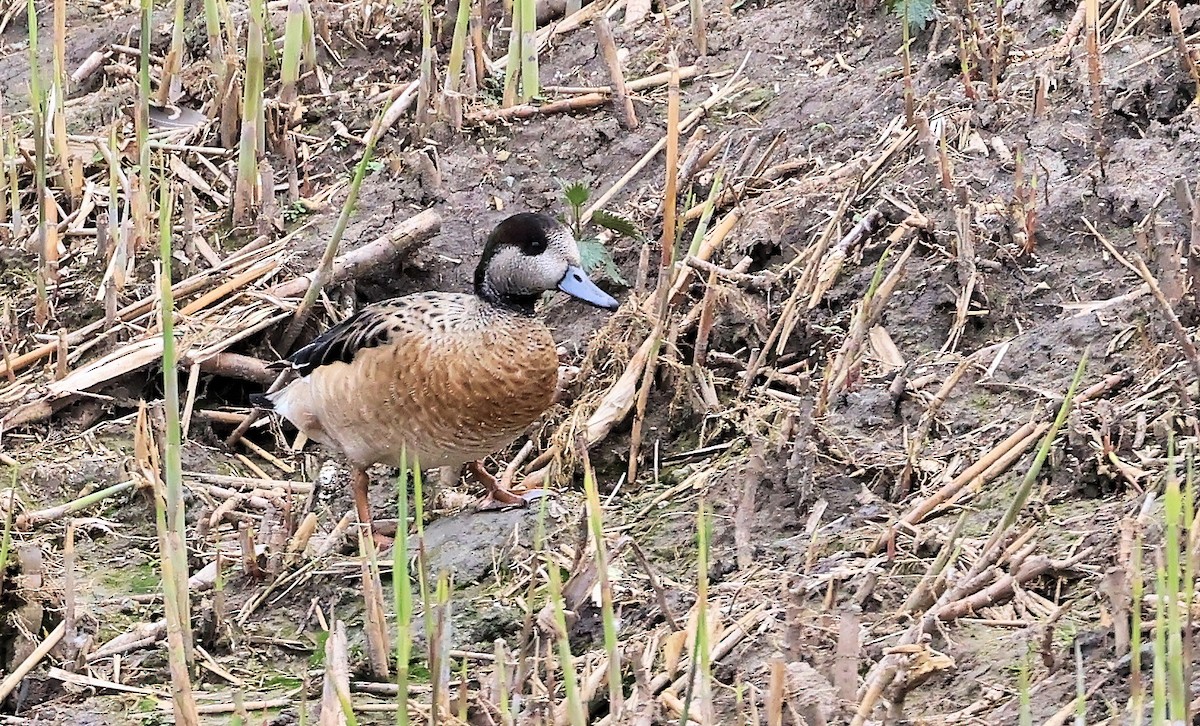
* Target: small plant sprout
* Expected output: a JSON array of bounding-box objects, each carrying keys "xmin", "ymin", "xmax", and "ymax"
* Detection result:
[
  {"xmin": 203, "ymin": 0, "xmax": 227, "ymax": 93},
  {"xmin": 560, "ymin": 179, "xmax": 637, "ymax": 286},
  {"xmin": 0, "ymin": 477, "xmax": 14, "ymax": 600}
]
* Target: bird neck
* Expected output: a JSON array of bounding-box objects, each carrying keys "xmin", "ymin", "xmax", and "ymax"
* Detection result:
[{"xmin": 474, "ymin": 278, "xmax": 540, "ymax": 315}]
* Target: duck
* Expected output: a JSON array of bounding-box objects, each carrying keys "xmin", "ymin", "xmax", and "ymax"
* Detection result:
[{"xmin": 251, "ymin": 212, "xmax": 620, "ymax": 543}]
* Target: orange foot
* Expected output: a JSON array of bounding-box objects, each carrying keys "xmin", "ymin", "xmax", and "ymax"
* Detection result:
[
  {"xmin": 467, "ymin": 460, "xmax": 549, "ymax": 511},
  {"xmin": 350, "ymin": 466, "xmax": 395, "ymax": 550}
]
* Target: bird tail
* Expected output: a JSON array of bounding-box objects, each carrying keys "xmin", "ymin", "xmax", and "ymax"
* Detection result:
[{"xmin": 249, "ymin": 392, "xmax": 275, "ymax": 410}]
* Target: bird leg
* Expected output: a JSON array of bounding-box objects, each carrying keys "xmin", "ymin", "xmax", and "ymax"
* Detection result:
[
  {"xmin": 351, "ymin": 466, "xmax": 392, "ymax": 548},
  {"xmin": 468, "ymin": 460, "xmax": 546, "ymax": 511}
]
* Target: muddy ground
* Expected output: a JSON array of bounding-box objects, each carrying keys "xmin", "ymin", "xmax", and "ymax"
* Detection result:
[{"xmin": 1, "ymin": 0, "xmax": 1198, "ymax": 722}]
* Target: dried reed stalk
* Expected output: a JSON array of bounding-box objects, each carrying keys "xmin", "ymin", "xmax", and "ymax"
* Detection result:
[
  {"xmin": 1084, "ymin": 0, "xmax": 1105, "ymax": 165},
  {"xmin": 595, "ymin": 18, "xmax": 638, "ymax": 129},
  {"xmin": 0, "ymin": 622, "xmax": 65, "ymax": 703},
  {"xmin": 1169, "ymin": 2, "xmax": 1200, "ymax": 101},
  {"xmin": 818, "ymin": 221, "xmax": 924, "ymax": 413},
  {"xmin": 627, "ymin": 57, "xmax": 681, "ymax": 485}
]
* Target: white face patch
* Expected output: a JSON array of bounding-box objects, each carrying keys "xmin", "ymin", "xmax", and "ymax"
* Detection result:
[{"xmin": 484, "ymin": 222, "xmax": 583, "ymax": 299}]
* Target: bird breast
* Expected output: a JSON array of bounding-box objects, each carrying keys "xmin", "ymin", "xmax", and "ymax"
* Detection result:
[{"xmin": 271, "ymin": 312, "xmax": 560, "ymax": 470}]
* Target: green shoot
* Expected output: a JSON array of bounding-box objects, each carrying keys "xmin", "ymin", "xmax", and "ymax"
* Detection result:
[
  {"xmin": 687, "ymin": 168, "xmax": 725, "ymax": 258},
  {"xmin": 1184, "ymin": 446, "xmax": 1196, "ymax": 717},
  {"xmin": 1018, "ymin": 642, "xmax": 1032, "ymax": 726},
  {"xmin": 519, "ymin": 0, "xmax": 538, "ymax": 101},
  {"xmin": 278, "ymin": 105, "xmax": 386, "ymax": 353},
  {"xmin": 1163, "ymin": 430, "xmax": 1186, "ymax": 722},
  {"xmin": 583, "ymin": 455, "xmax": 623, "ymax": 718},
  {"xmin": 51, "ymin": 0, "xmax": 76, "ymax": 204},
  {"xmin": 394, "ymin": 448, "xmax": 412, "ymax": 726},
  {"xmin": 152, "ymin": 171, "xmax": 199, "ymax": 725},
  {"xmin": 560, "ymin": 180, "xmax": 636, "ymax": 286},
  {"xmin": 234, "ymin": 0, "xmax": 266, "ymax": 226},
  {"xmin": 280, "ymin": 0, "xmax": 308, "ymax": 104},
  {"xmin": 415, "ymin": 0, "xmax": 434, "ymax": 130},
  {"xmin": 691, "ymin": 498, "xmax": 714, "ymax": 724},
  {"xmin": 980, "ymin": 353, "xmax": 1088, "ymax": 559},
  {"xmin": 501, "ymin": 0, "xmax": 522, "ymax": 106},
  {"xmin": 1152, "ymin": 549, "xmax": 1167, "ymax": 725},
  {"xmin": 502, "ymin": 0, "xmax": 539, "ymax": 104},
  {"xmin": 548, "ymin": 558, "xmax": 585, "ymax": 726},
  {"xmin": 134, "ymin": 0, "xmax": 151, "ymax": 256},
  {"xmin": 0, "ymin": 473, "xmax": 15, "ymax": 599},
  {"xmin": 202, "ymin": 0, "xmax": 227, "ymax": 86},
  {"xmin": 444, "ymin": 0, "xmax": 472, "ymax": 128},
  {"xmin": 158, "ymin": 0, "xmax": 188, "ymax": 106},
  {"xmin": 561, "ymin": 181, "xmax": 590, "ymax": 239}
]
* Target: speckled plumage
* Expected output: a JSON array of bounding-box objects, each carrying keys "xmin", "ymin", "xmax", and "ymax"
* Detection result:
[
  {"xmin": 255, "ymin": 212, "xmax": 619, "ymax": 526},
  {"xmin": 266, "ymin": 292, "xmax": 559, "ymax": 470}
]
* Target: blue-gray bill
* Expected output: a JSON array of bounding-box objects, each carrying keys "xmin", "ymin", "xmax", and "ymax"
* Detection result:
[{"xmin": 558, "ymin": 265, "xmax": 620, "ymax": 310}]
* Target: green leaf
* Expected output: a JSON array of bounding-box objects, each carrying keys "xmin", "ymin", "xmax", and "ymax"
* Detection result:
[
  {"xmin": 887, "ymin": 0, "xmax": 934, "ymax": 30},
  {"xmin": 561, "ymin": 181, "xmax": 590, "ymax": 208},
  {"xmin": 308, "ymin": 629, "xmax": 330, "ymax": 668},
  {"xmin": 592, "ymin": 209, "xmax": 642, "ymax": 240},
  {"xmin": 578, "ymin": 237, "xmax": 628, "ymax": 286}
]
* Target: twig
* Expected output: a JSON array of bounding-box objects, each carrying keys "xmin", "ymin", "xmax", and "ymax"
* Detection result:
[
  {"xmin": 16, "ymin": 480, "xmax": 136, "ymax": 529},
  {"xmin": 683, "ymin": 256, "xmax": 774, "ymax": 291},
  {"xmin": 46, "ymin": 666, "xmax": 163, "ymax": 697},
  {"xmin": 627, "ymin": 540, "xmax": 681, "ymax": 631},
  {"xmin": 1168, "ymin": 2, "xmax": 1200, "ymax": 101},
  {"xmin": 542, "ymin": 66, "xmax": 699, "ymax": 95},
  {"xmin": 0, "ymin": 622, "xmax": 66, "ymax": 703},
  {"xmin": 594, "ymin": 18, "xmax": 637, "ymax": 130},
  {"xmin": 895, "ymin": 355, "xmax": 978, "ymax": 499},
  {"xmin": 580, "ymin": 75, "xmax": 750, "ymax": 226},
  {"xmin": 1130, "ymin": 251, "xmax": 1200, "ymax": 383}
]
